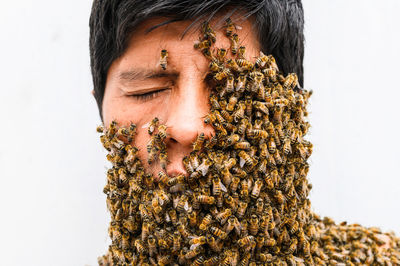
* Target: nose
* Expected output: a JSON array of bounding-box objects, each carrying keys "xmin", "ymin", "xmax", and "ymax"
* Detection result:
[{"xmin": 164, "ymin": 76, "xmax": 214, "ymax": 176}]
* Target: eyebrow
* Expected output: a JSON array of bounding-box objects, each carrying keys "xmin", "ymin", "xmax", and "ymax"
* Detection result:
[{"xmin": 118, "ymin": 69, "xmax": 179, "ymax": 81}]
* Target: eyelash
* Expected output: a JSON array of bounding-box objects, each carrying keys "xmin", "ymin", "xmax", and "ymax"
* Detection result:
[{"xmin": 129, "ymin": 89, "xmax": 166, "ymax": 101}]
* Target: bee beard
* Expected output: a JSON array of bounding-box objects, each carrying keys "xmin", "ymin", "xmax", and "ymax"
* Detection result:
[{"xmin": 97, "ymin": 72, "xmax": 315, "ymax": 265}]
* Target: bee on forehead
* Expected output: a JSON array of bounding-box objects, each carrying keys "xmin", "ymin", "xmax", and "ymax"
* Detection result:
[
  {"xmin": 230, "ymin": 33, "xmax": 239, "ymax": 55},
  {"xmin": 159, "ymin": 49, "xmax": 168, "ymax": 70}
]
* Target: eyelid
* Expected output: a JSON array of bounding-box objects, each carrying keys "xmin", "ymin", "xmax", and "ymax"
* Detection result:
[{"xmin": 128, "ymin": 88, "xmax": 169, "ymax": 101}]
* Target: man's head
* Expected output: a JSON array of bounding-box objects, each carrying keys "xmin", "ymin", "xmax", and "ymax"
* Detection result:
[
  {"xmin": 89, "ymin": 0, "xmax": 304, "ymax": 179},
  {"xmin": 89, "ymin": 0, "xmax": 305, "ymax": 119}
]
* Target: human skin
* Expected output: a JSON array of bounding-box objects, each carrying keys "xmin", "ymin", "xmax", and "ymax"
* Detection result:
[{"xmin": 100, "ymin": 15, "xmax": 260, "ymax": 179}]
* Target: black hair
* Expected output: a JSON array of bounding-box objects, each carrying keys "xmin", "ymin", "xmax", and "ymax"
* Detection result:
[{"xmin": 89, "ymin": 0, "xmax": 305, "ymax": 120}]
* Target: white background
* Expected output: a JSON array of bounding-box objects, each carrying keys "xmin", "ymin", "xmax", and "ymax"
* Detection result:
[{"xmin": 0, "ymin": 0, "xmax": 399, "ymax": 265}]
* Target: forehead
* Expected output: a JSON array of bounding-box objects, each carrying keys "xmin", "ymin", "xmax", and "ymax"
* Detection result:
[{"xmin": 115, "ymin": 15, "xmax": 261, "ymax": 68}]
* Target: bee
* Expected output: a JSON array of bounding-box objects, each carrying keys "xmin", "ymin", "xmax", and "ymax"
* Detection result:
[
  {"xmin": 238, "ymin": 150, "xmax": 253, "ymax": 166},
  {"xmin": 216, "ymin": 48, "xmax": 227, "ymax": 62},
  {"xmin": 158, "ymin": 171, "xmax": 169, "ymax": 185},
  {"xmin": 236, "ymin": 73, "xmax": 247, "ymax": 92},
  {"xmin": 247, "ymin": 129, "xmax": 269, "ymax": 140},
  {"xmin": 274, "ymin": 150, "xmax": 283, "ymax": 165},
  {"xmin": 159, "ymin": 148, "xmax": 168, "ymax": 170},
  {"xmin": 194, "ymin": 39, "xmax": 211, "ymax": 50},
  {"xmin": 225, "ymin": 74, "xmax": 235, "ymax": 94},
  {"xmin": 176, "ymin": 194, "xmax": 189, "ymax": 213},
  {"xmin": 197, "ymin": 195, "xmax": 215, "ymax": 205},
  {"xmin": 134, "ymin": 239, "xmax": 146, "ymax": 254},
  {"xmin": 283, "ymin": 73, "xmax": 300, "ymax": 89},
  {"xmin": 147, "ymin": 235, "xmax": 157, "ymax": 257},
  {"xmin": 238, "ymin": 235, "xmax": 254, "ymax": 248},
  {"xmin": 283, "ymin": 138, "xmax": 292, "ymax": 155},
  {"xmin": 267, "ymin": 137, "xmax": 276, "ymax": 154},
  {"xmin": 226, "ymin": 92, "xmax": 238, "ymax": 112},
  {"xmin": 202, "ymin": 21, "xmax": 216, "ymax": 43},
  {"xmin": 159, "ymin": 49, "xmax": 168, "ymax": 70},
  {"xmin": 210, "ymin": 226, "xmax": 228, "ymax": 239},
  {"xmin": 232, "ymin": 101, "xmax": 246, "ymax": 122},
  {"xmin": 216, "ymin": 208, "xmax": 232, "ymax": 225},
  {"xmin": 197, "ymin": 158, "xmax": 212, "ymax": 176},
  {"xmin": 199, "ymin": 214, "xmax": 213, "ymax": 231},
  {"xmin": 172, "ymin": 231, "xmax": 181, "ymax": 253},
  {"xmin": 251, "ymin": 179, "xmax": 263, "ymax": 199},
  {"xmin": 214, "ymin": 68, "xmax": 231, "ymax": 81},
  {"xmin": 230, "ymin": 33, "xmax": 239, "ymax": 54},
  {"xmin": 185, "ymin": 245, "xmax": 204, "ymax": 260},
  {"xmin": 234, "ymin": 141, "xmax": 251, "ymax": 150},
  {"xmin": 237, "ymin": 201, "xmax": 248, "ymax": 219},
  {"xmin": 249, "ymin": 214, "xmax": 259, "ymax": 235},
  {"xmin": 274, "ymin": 190, "xmax": 285, "ymax": 205},
  {"xmin": 158, "ymin": 124, "xmax": 168, "ymax": 140},
  {"xmin": 148, "ymin": 117, "xmax": 159, "ymax": 135},
  {"xmin": 204, "ymin": 255, "xmax": 220, "ymax": 266},
  {"xmin": 226, "ymin": 58, "xmax": 241, "ymax": 72},
  {"xmin": 192, "ymin": 132, "xmax": 205, "ymax": 151},
  {"xmin": 167, "ymin": 174, "xmax": 185, "ymax": 187},
  {"xmin": 230, "ymin": 176, "xmax": 240, "ymax": 193},
  {"xmin": 296, "ymin": 143, "xmax": 308, "ymax": 159},
  {"xmin": 225, "ymin": 17, "xmax": 236, "ymax": 37},
  {"xmin": 177, "ymin": 221, "xmax": 190, "ymax": 239}
]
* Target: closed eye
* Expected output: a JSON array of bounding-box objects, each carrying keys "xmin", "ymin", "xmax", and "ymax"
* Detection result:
[{"xmin": 128, "ymin": 88, "xmax": 168, "ymax": 102}]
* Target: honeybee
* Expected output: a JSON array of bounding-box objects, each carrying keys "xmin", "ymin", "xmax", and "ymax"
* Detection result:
[
  {"xmin": 176, "ymin": 194, "xmax": 189, "ymax": 213},
  {"xmin": 134, "ymin": 239, "xmax": 146, "ymax": 254},
  {"xmin": 251, "ymin": 179, "xmax": 263, "ymax": 199},
  {"xmin": 268, "ymin": 137, "xmax": 276, "ymax": 154},
  {"xmin": 148, "ymin": 117, "xmax": 159, "ymax": 135},
  {"xmin": 230, "ymin": 33, "xmax": 239, "ymax": 54},
  {"xmin": 216, "ymin": 48, "xmax": 227, "ymax": 62},
  {"xmin": 237, "ymin": 201, "xmax": 248, "ymax": 219},
  {"xmin": 177, "ymin": 221, "xmax": 190, "ymax": 239},
  {"xmin": 172, "ymin": 231, "xmax": 181, "ymax": 253},
  {"xmin": 236, "ymin": 73, "xmax": 247, "ymax": 92},
  {"xmin": 197, "ymin": 195, "xmax": 215, "ymax": 205},
  {"xmin": 159, "ymin": 148, "xmax": 168, "ymax": 171},
  {"xmin": 283, "ymin": 73, "xmax": 300, "ymax": 89},
  {"xmin": 286, "ymin": 238, "xmax": 298, "ymax": 255},
  {"xmin": 158, "ymin": 124, "xmax": 168, "ymax": 140},
  {"xmin": 147, "ymin": 235, "xmax": 157, "ymax": 257},
  {"xmin": 253, "ymin": 101, "xmax": 269, "ymax": 115},
  {"xmin": 249, "ymin": 214, "xmax": 260, "ymax": 235},
  {"xmin": 210, "ymin": 226, "xmax": 228, "ymax": 239},
  {"xmin": 192, "ymin": 132, "xmax": 205, "ymax": 151},
  {"xmin": 159, "ymin": 49, "xmax": 168, "ymax": 70},
  {"xmin": 226, "ymin": 93, "xmax": 238, "ymax": 112},
  {"xmin": 238, "ymin": 235, "xmax": 254, "ymax": 248},
  {"xmin": 216, "ymin": 208, "xmax": 232, "ymax": 225},
  {"xmin": 194, "ymin": 39, "xmax": 211, "ymax": 50},
  {"xmin": 225, "ymin": 17, "xmax": 236, "ymax": 37},
  {"xmin": 238, "ymin": 150, "xmax": 253, "ymax": 166},
  {"xmin": 214, "ymin": 68, "xmax": 231, "ymax": 81},
  {"xmin": 202, "ymin": 21, "xmax": 216, "ymax": 43},
  {"xmin": 199, "ymin": 214, "xmax": 213, "ymax": 231}
]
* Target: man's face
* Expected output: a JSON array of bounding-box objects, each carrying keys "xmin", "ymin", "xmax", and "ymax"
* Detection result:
[{"xmin": 102, "ymin": 16, "xmax": 260, "ymax": 178}]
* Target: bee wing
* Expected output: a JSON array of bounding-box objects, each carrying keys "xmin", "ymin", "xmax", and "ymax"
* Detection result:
[
  {"xmin": 190, "ymin": 243, "xmax": 200, "ymax": 250},
  {"xmin": 239, "ymin": 157, "xmax": 246, "ymax": 168},
  {"xmin": 165, "ymin": 212, "xmax": 171, "ymax": 222},
  {"xmin": 220, "ymin": 181, "xmax": 227, "ymax": 192},
  {"xmin": 141, "ymin": 122, "xmax": 150, "ymax": 129},
  {"xmin": 184, "ymin": 201, "xmax": 189, "ymax": 211}
]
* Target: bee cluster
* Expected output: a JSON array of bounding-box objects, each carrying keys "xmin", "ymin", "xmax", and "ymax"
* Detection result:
[{"xmin": 97, "ymin": 19, "xmax": 400, "ymax": 265}]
